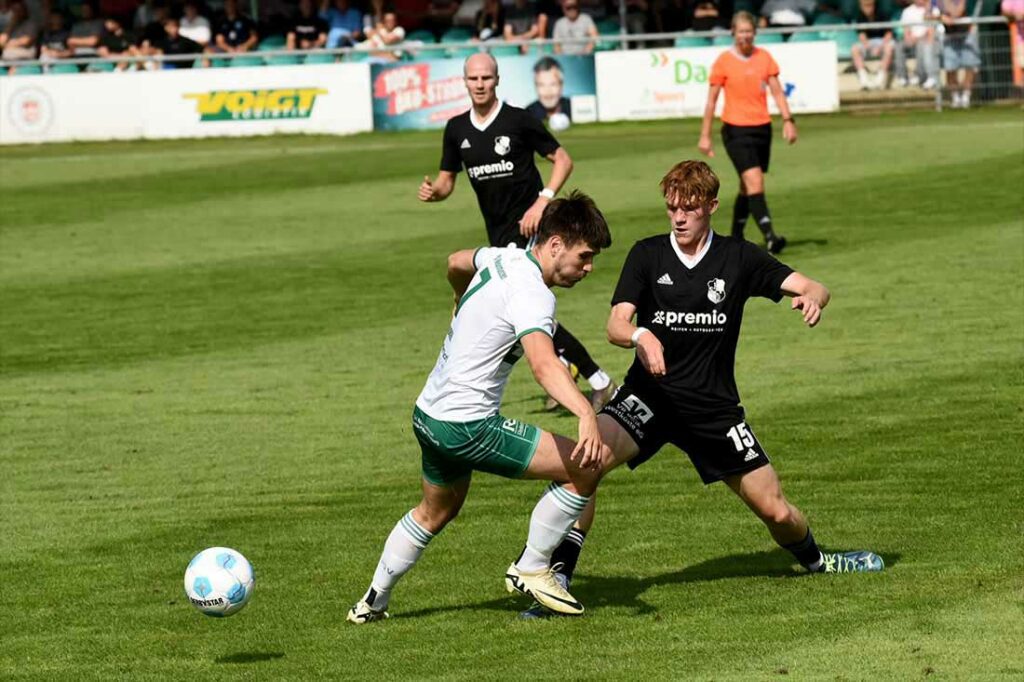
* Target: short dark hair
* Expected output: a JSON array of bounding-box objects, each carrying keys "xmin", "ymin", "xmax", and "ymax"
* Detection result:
[
  {"xmin": 535, "ymin": 190, "xmax": 611, "ymax": 250},
  {"xmin": 533, "ymin": 56, "xmax": 563, "ymax": 75}
]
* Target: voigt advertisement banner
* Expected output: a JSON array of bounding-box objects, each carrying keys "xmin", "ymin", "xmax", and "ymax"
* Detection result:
[
  {"xmin": 0, "ymin": 63, "xmax": 372, "ymax": 145},
  {"xmin": 596, "ymin": 42, "xmax": 838, "ymax": 122},
  {"xmin": 371, "ymin": 54, "xmax": 596, "ymax": 131}
]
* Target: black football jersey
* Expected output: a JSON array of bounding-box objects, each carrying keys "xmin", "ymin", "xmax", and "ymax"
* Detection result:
[
  {"xmin": 440, "ymin": 101, "xmax": 560, "ymax": 247},
  {"xmin": 611, "ymin": 232, "xmax": 794, "ymax": 414}
]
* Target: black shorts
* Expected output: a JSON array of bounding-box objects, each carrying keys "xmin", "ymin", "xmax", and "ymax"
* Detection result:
[
  {"xmin": 600, "ymin": 382, "xmax": 771, "ymax": 484},
  {"xmin": 722, "ymin": 123, "xmax": 772, "ymax": 175}
]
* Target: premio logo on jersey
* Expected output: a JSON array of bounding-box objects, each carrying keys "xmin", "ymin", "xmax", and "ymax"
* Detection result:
[
  {"xmin": 707, "ymin": 278, "xmax": 726, "ymax": 303},
  {"xmin": 494, "ymin": 135, "xmax": 511, "ymax": 156},
  {"xmin": 467, "ymin": 159, "xmax": 514, "ymax": 180},
  {"xmin": 652, "ymin": 309, "xmax": 728, "ymax": 329},
  {"xmin": 183, "ymin": 88, "xmax": 327, "ymax": 122}
]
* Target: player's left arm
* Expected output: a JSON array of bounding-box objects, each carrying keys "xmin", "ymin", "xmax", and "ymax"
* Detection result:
[
  {"xmin": 519, "ymin": 146, "xmax": 573, "ymax": 237},
  {"xmin": 780, "ymin": 272, "xmax": 831, "ymax": 327},
  {"xmin": 767, "ymin": 75, "xmax": 797, "ymax": 145}
]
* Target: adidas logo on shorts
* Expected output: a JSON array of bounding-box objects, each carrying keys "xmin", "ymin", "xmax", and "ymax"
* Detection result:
[
  {"xmin": 744, "ymin": 449, "xmax": 759, "ymax": 462},
  {"xmin": 657, "ymin": 273, "xmax": 674, "ymax": 285}
]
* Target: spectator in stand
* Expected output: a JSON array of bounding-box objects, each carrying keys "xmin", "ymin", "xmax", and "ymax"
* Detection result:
[
  {"xmin": 157, "ymin": 16, "xmax": 201, "ymax": 67},
  {"xmin": 179, "ymin": 1, "xmax": 211, "ymax": 46},
  {"xmin": 134, "ymin": 0, "xmax": 159, "ymax": 31},
  {"xmin": 473, "ymin": 0, "xmax": 504, "ymax": 40},
  {"xmin": 0, "ymin": 0, "xmax": 38, "ymax": 64},
  {"xmin": 504, "ymin": 0, "xmax": 547, "ymax": 48},
  {"xmin": 67, "ymin": 0, "xmax": 104, "ymax": 56},
  {"xmin": 691, "ymin": 0, "xmax": 724, "ymax": 31},
  {"xmin": 423, "ymin": 0, "xmax": 459, "ymax": 40},
  {"xmin": 97, "ymin": 16, "xmax": 139, "ymax": 68},
  {"xmin": 321, "ymin": 0, "xmax": 363, "ymax": 47},
  {"xmin": 211, "ymin": 0, "xmax": 257, "ymax": 53},
  {"xmin": 552, "ymin": 0, "xmax": 596, "ymax": 54},
  {"xmin": 0, "ymin": 0, "xmax": 12, "ymax": 34},
  {"xmin": 759, "ymin": 0, "xmax": 815, "ymax": 29},
  {"xmin": 894, "ymin": 0, "xmax": 939, "ymax": 88},
  {"xmin": 39, "ymin": 8, "xmax": 72, "ymax": 62},
  {"xmin": 653, "ymin": 0, "xmax": 690, "ymax": 33},
  {"xmin": 138, "ymin": 2, "xmax": 170, "ymax": 57},
  {"xmin": 622, "ymin": 0, "xmax": 649, "ymax": 41},
  {"xmin": 939, "ymin": 0, "xmax": 981, "ymax": 107},
  {"xmin": 356, "ymin": 7, "xmax": 405, "ymax": 57},
  {"xmin": 288, "ymin": 0, "xmax": 328, "ymax": 48},
  {"xmin": 1005, "ymin": 0, "xmax": 1024, "ymax": 80},
  {"xmin": 850, "ymin": 0, "xmax": 895, "ymax": 89}
]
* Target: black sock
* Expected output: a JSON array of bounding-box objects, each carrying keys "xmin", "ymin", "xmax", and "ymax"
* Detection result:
[
  {"xmin": 731, "ymin": 193, "xmax": 749, "ymax": 238},
  {"xmin": 746, "ymin": 193, "xmax": 777, "ymax": 241},
  {"xmin": 551, "ymin": 529, "xmax": 587, "ymax": 583},
  {"xmin": 552, "ymin": 325, "xmax": 599, "ymax": 379},
  {"xmin": 781, "ymin": 529, "xmax": 824, "ymax": 571}
]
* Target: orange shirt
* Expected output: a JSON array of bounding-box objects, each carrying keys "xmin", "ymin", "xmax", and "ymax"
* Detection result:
[{"xmin": 709, "ymin": 47, "xmax": 780, "ymax": 127}]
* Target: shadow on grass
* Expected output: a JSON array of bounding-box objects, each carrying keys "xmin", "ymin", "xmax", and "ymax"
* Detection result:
[
  {"xmin": 216, "ymin": 652, "xmax": 286, "ymax": 664},
  {"xmin": 400, "ymin": 549, "xmax": 901, "ymax": 619}
]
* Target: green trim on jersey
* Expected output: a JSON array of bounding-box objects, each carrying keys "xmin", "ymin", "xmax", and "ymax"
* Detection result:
[
  {"xmin": 412, "ymin": 406, "xmax": 542, "ymax": 486},
  {"xmin": 455, "ymin": 267, "xmax": 492, "ymax": 316},
  {"xmin": 515, "ymin": 326, "xmax": 552, "ymax": 341},
  {"xmin": 525, "ymin": 250, "xmax": 542, "ymax": 273}
]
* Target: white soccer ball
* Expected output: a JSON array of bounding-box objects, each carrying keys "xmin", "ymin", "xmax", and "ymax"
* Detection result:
[
  {"xmin": 549, "ymin": 112, "xmax": 571, "ymax": 132},
  {"xmin": 184, "ymin": 547, "xmax": 255, "ymax": 617}
]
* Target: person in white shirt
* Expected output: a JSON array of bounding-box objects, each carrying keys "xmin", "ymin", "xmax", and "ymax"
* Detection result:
[
  {"xmin": 179, "ymin": 1, "xmax": 211, "ymax": 46},
  {"xmin": 347, "ymin": 192, "xmax": 616, "ymax": 623},
  {"xmin": 894, "ymin": 0, "xmax": 939, "ymax": 88},
  {"xmin": 552, "ymin": 0, "xmax": 597, "ymax": 55}
]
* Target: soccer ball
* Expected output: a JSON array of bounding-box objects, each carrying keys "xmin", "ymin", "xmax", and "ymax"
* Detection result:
[
  {"xmin": 549, "ymin": 112, "xmax": 571, "ymax": 132},
  {"xmin": 184, "ymin": 547, "xmax": 255, "ymax": 617}
]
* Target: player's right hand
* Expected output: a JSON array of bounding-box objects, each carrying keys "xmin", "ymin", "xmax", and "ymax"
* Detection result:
[
  {"xmin": 571, "ymin": 414, "xmax": 604, "ymax": 471},
  {"xmin": 637, "ymin": 333, "xmax": 667, "ymax": 378},
  {"xmin": 697, "ymin": 135, "xmax": 714, "ymax": 158},
  {"xmin": 418, "ymin": 175, "xmax": 436, "ymax": 202}
]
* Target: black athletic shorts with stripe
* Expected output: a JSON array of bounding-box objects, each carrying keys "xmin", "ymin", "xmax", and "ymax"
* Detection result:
[
  {"xmin": 600, "ymin": 382, "xmax": 771, "ymax": 484},
  {"xmin": 722, "ymin": 122, "xmax": 772, "ymax": 174}
]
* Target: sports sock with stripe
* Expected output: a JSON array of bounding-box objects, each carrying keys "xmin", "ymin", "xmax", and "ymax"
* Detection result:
[
  {"xmin": 550, "ymin": 528, "xmax": 587, "ymax": 584},
  {"xmin": 731, "ymin": 193, "xmax": 749, "ymax": 238},
  {"xmin": 363, "ymin": 509, "xmax": 435, "ymax": 610},
  {"xmin": 516, "ymin": 483, "xmax": 590, "ymax": 573},
  {"xmin": 781, "ymin": 528, "xmax": 824, "ymax": 572},
  {"xmin": 746, "ymin": 193, "xmax": 778, "ymax": 242}
]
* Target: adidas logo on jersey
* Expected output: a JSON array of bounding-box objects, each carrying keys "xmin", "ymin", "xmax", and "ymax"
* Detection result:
[
  {"xmin": 657, "ymin": 273, "xmax": 674, "ymax": 285},
  {"xmin": 744, "ymin": 449, "xmax": 759, "ymax": 462},
  {"xmin": 460, "ymin": 138, "xmax": 471, "ymax": 149}
]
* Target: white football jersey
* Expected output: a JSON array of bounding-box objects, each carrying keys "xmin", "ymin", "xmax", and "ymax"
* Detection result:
[{"xmin": 416, "ymin": 246, "xmax": 556, "ymax": 422}]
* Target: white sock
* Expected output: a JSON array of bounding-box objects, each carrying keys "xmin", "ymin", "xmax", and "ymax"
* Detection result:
[
  {"xmin": 587, "ymin": 369, "xmax": 611, "ymax": 391},
  {"xmin": 516, "ymin": 482, "xmax": 590, "ymax": 573},
  {"xmin": 363, "ymin": 510, "xmax": 435, "ymax": 610}
]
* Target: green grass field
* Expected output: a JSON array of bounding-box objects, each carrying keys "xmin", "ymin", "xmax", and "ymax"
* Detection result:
[{"xmin": 1, "ymin": 108, "xmax": 1022, "ymax": 680}]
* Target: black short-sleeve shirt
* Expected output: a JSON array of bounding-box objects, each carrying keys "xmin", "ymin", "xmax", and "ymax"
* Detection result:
[
  {"xmin": 612, "ymin": 232, "xmax": 794, "ymax": 414},
  {"xmin": 217, "ymin": 16, "xmax": 256, "ymax": 46},
  {"xmin": 440, "ymin": 101, "xmax": 560, "ymax": 247},
  {"xmin": 290, "ymin": 14, "xmax": 328, "ymax": 43}
]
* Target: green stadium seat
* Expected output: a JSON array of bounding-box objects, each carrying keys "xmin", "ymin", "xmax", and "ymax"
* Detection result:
[
  {"xmin": 756, "ymin": 32, "xmax": 786, "ymax": 43},
  {"xmin": 813, "ymin": 13, "xmax": 847, "ymax": 25},
  {"xmin": 487, "ymin": 44, "xmax": 521, "ymax": 57},
  {"xmin": 527, "ymin": 42, "xmax": 555, "ymax": 55},
  {"xmin": 733, "ymin": 0, "xmax": 758, "ymax": 12},
  {"xmin": 48, "ymin": 63, "xmax": 81, "ymax": 74},
  {"xmin": 346, "ymin": 49, "xmax": 373, "ymax": 61},
  {"xmin": 440, "ymin": 28, "xmax": 473, "ymax": 43},
  {"xmin": 788, "ymin": 30, "xmax": 823, "ymax": 42},
  {"xmin": 674, "ymin": 35, "xmax": 711, "ymax": 48},
  {"xmin": 711, "ymin": 33, "xmax": 734, "ymax": 46},
  {"xmin": 820, "ymin": 28, "xmax": 859, "ymax": 59},
  {"xmin": 87, "ymin": 61, "xmax": 116, "ymax": 72},
  {"xmin": 597, "ymin": 18, "xmax": 620, "ymax": 34},
  {"xmin": 229, "ymin": 55, "xmax": 265, "ymax": 67},
  {"xmin": 13, "ymin": 63, "xmax": 43, "ymax": 75},
  {"xmin": 258, "ymin": 35, "xmax": 287, "ymax": 50},
  {"xmin": 264, "ymin": 53, "xmax": 302, "ymax": 65},
  {"xmin": 406, "ymin": 29, "xmax": 436, "ymax": 43},
  {"xmin": 304, "ymin": 52, "xmax": 336, "ymax": 64}
]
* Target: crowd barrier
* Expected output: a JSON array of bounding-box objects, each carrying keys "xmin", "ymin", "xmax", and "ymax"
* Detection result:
[{"xmin": 0, "ymin": 18, "xmax": 1016, "ymax": 145}]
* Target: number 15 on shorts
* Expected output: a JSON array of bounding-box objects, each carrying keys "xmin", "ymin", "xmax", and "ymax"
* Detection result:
[{"xmin": 726, "ymin": 423, "xmax": 756, "ymax": 451}]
